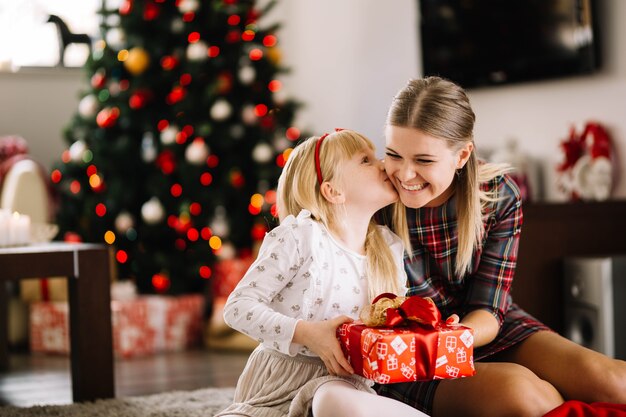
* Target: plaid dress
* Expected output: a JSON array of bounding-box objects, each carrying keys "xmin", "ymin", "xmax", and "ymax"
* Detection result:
[{"xmin": 376, "ymin": 174, "xmax": 550, "ymax": 414}]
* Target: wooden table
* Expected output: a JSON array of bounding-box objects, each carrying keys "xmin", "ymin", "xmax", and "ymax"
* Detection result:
[{"xmin": 0, "ymin": 242, "xmax": 115, "ymax": 402}]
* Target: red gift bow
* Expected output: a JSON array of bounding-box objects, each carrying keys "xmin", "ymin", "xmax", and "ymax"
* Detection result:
[{"xmin": 372, "ymin": 293, "xmax": 442, "ymax": 328}]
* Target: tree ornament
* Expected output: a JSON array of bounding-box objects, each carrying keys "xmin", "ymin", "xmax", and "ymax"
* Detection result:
[
  {"xmin": 210, "ymin": 206, "xmax": 230, "ymax": 237},
  {"xmin": 185, "ymin": 138, "xmax": 210, "ymax": 165},
  {"xmin": 69, "ymin": 140, "xmax": 88, "ymax": 163},
  {"xmin": 557, "ymin": 121, "xmax": 615, "ymax": 201},
  {"xmin": 241, "ymin": 104, "xmax": 257, "ymax": 125},
  {"xmin": 238, "ymin": 65, "xmax": 256, "ymax": 85},
  {"xmin": 252, "ymin": 143, "xmax": 273, "ymax": 163},
  {"xmin": 106, "ymin": 27, "xmax": 126, "ymax": 50},
  {"xmin": 115, "ymin": 211, "xmax": 134, "ymax": 233},
  {"xmin": 160, "ymin": 125, "xmax": 178, "ymax": 145},
  {"xmin": 129, "ymin": 89, "xmax": 153, "ymax": 109},
  {"xmin": 210, "ymin": 99, "xmax": 232, "ymax": 121},
  {"xmin": 141, "ymin": 197, "xmax": 165, "ymax": 224},
  {"xmin": 186, "ymin": 41, "xmax": 208, "ymax": 61},
  {"xmin": 124, "ymin": 47, "xmax": 150, "ymax": 75},
  {"xmin": 266, "ymin": 47, "xmax": 282, "ymax": 65},
  {"xmin": 78, "ymin": 94, "xmax": 99, "ymax": 118},
  {"xmin": 96, "ymin": 107, "xmax": 120, "ymax": 128},
  {"xmin": 178, "ymin": 0, "xmax": 199, "ymax": 13},
  {"xmin": 141, "ymin": 132, "xmax": 157, "ymax": 162},
  {"xmin": 91, "ymin": 70, "xmax": 107, "ymax": 89}
]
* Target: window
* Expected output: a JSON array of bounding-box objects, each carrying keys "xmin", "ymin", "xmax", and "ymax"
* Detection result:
[{"xmin": 0, "ymin": 0, "xmax": 114, "ymax": 70}]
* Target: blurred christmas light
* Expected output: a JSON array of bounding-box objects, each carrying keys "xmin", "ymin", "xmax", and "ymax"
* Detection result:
[
  {"xmin": 188, "ymin": 31, "xmax": 201, "ymax": 43},
  {"xmin": 117, "ymin": 49, "xmax": 129, "ymax": 61},
  {"xmin": 95, "ymin": 203, "xmax": 107, "ymax": 217},
  {"xmin": 86, "ymin": 165, "xmax": 98, "ymax": 176},
  {"xmin": 208, "ymin": 46, "xmax": 220, "ymax": 58},
  {"xmin": 62, "ymin": 150, "xmax": 71, "ymax": 163},
  {"xmin": 104, "ymin": 230, "xmax": 116, "ymax": 244},
  {"xmin": 116, "ymin": 250, "xmax": 128, "ymax": 263},
  {"xmin": 207, "ymin": 154, "xmax": 219, "ymax": 167},
  {"xmin": 263, "ymin": 35, "xmax": 277, "ymax": 47},
  {"xmin": 227, "ymin": 15, "xmax": 240, "ymax": 25},
  {"xmin": 51, "ymin": 169, "xmax": 62, "ymax": 183},
  {"xmin": 182, "ymin": 12, "xmax": 195, "ymax": 22},
  {"xmin": 268, "ymin": 80, "xmax": 281, "ymax": 92},
  {"xmin": 264, "ymin": 190, "xmax": 277, "ymax": 204},
  {"xmin": 248, "ymin": 204, "xmax": 261, "ymax": 215},
  {"xmin": 254, "ymin": 104, "xmax": 268, "ymax": 117},
  {"xmin": 270, "ymin": 203, "xmax": 278, "ymax": 217},
  {"xmin": 199, "ymin": 265, "xmax": 212, "ymax": 279},
  {"xmin": 187, "ymin": 228, "xmax": 199, "ymax": 241},
  {"xmin": 286, "ymin": 127, "xmax": 300, "ymax": 141},
  {"xmin": 170, "ymin": 183, "xmax": 183, "ymax": 197},
  {"xmin": 249, "ymin": 48, "xmax": 263, "ymax": 61},
  {"xmin": 152, "ymin": 273, "xmax": 170, "ymax": 292},
  {"xmin": 175, "ymin": 238, "xmax": 186, "ymax": 250},
  {"xmin": 251, "ymin": 223, "xmax": 267, "ymax": 241},
  {"xmin": 201, "ymin": 227, "xmax": 212, "ymax": 240},
  {"xmin": 209, "ymin": 235, "xmax": 222, "ymax": 250},
  {"xmin": 242, "ymin": 30, "xmax": 255, "ymax": 41},
  {"xmin": 200, "ymin": 172, "xmax": 213, "ymax": 186},
  {"xmin": 189, "ymin": 202, "xmax": 202, "ymax": 216},
  {"xmin": 180, "ymin": 73, "xmax": 192, "ymax": 85},
  {"xmin": 250, "ymin": 193, "xmax": 263, "ymax": 208},
  {"xmin": 89, "ymin": 174, "xmax": 102, "ymax": 189},
  {"xmin": 70, "ymin": 180, "xmax": 81, "ymax": 194}
]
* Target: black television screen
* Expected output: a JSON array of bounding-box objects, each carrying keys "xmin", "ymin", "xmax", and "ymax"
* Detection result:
[{"xmin": 419, "ymin": 0, "xmax": 601, "ymax": 88}]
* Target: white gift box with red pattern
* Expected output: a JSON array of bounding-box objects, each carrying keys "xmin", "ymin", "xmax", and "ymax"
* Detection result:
[{"xmin": 30, "ymin": 294, "xmax": 204, "ymax": 358}]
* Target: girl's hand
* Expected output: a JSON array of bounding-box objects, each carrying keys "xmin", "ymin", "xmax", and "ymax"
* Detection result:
[
  {"xmin": 293, "ymin": 316, "xmax": 355, "ymax": 376},
  {"xmin": 445, "ymin": 314, "xmax": 460, "ymax": 325}
]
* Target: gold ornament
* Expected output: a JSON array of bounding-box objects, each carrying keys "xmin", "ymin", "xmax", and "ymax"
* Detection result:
[
  {"xmin": 266, "ymin": 47, "xmax": 282, "ymax": 65},
  {"xmin": 124, "ymin": 47, "xmax": 150, "ymax": 75}
]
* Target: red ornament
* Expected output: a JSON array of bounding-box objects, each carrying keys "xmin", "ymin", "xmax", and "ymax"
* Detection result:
[
  {"xmin": 152, "ymin": 273, "xmax": 170, "ymax": 293},
  {"xmin": 129, "ymin": 89, "xmax": 153, "ymax": 109},
  {"xmin": 216, "ymin": 72, "xmax": 233, "ymax": 94},
  {"xmin": 119, "ymin": 0, "xmax": 133, "ymax": 15},
  {"xmin": 160, "ymin": 55, "xmax": 179, "ymax": 71},
  {"xmin": 156, "ymin": 150, "xmax": 176, "ymax": 174},
  {"xmin": 64, "ymin": 232, "xmax": 83, "ymax": 243},
  {"xmin": 251, "ymin": 223, "xmax": 267, "ymax": 241},
  {"xmin": 96, "ymin": 107, "xmax": 120, "ymax": 128},
  {"xmin": 143, "ymin": 1, "xmax": 160, "ymax": 20},
  {"xmin": 91, "ymin": 71, "xmax": 107, "ymax": 89},
  {"xmin": 166, "ymin": 85, "xmax": 187, "ymax": 105}
]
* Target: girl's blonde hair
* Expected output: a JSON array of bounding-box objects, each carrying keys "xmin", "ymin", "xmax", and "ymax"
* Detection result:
[
  {"xmin": 387, "ymin": 77, "xmax": 510, "ymax": 276},
  {"xmin": 277, "ymin": 130, "xmax": 404, "ymax": 301}
]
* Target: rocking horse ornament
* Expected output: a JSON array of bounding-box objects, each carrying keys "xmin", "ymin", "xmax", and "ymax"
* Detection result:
[{"xmin": 557, "ymin": 122, "xmax": 616, "ymax": 201}]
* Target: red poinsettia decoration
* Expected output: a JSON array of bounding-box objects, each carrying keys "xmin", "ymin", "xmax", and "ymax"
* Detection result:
[{"xmin": 557, "ymin": 122, "xmax": 615, "ymax": 201}]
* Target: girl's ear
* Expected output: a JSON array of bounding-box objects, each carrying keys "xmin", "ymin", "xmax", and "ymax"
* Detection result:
[
  {"xmin": 456, "ymin": 142, "xmax": 474, "ymax": 169},
  {"xmin": 320, "ymin": 181, "xmax": 345, "ymax": 204}
]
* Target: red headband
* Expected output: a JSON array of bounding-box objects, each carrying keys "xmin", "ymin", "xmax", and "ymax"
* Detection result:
[
  {"xmin": 314, "ymin": 129, "xmax": 345, "ymax": 185},
  {"xmin": 314, "ymin": 133, "xmax": 328, "ymax": 185}
]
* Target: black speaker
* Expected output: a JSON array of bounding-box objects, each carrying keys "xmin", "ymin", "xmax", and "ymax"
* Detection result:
[{"xmin": 563, "ymin": 256, "xmax": 626, "ymax": 359}]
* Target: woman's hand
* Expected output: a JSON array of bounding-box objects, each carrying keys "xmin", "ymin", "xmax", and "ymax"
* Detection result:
[{"xmin": 293, "ymin": 316, "xmax": 354, "ymax": 376}]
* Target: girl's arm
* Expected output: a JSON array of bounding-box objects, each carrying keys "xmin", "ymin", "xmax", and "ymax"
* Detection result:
[{"xmin": 223, "ymin": 223, "xmax": 305, "ymax": 355}]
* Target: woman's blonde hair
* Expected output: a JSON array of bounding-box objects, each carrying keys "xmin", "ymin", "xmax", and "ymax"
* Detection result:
[
  {"xmin": 387, "ymin": 77, "xmax": 510, "ymax": 276},
  {"xmin": 277, "ymin": 130, "xmax": 404, "ymax": 301}
]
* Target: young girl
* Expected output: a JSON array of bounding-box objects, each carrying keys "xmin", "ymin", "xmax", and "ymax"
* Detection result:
[
  {"xmin": 378, "ymin": 76, "xmax": 626, "ymax": 417},
  {"xmin": 216, "ymin": 130, "xmax": 428, "ymax": 417}
]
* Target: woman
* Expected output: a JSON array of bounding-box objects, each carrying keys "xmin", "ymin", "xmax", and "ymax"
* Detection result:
[{"xmin": 378, "ymin": 76, "xmax": 626, "ymax": 417}]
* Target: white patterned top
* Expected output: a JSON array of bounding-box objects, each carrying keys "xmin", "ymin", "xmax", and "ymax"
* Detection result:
[{"xmin": 223, "ymin": 209, "xmax": 407, "ymax": 357}]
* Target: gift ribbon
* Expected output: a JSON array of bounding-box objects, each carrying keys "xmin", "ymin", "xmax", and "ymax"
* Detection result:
[{"xmin": 371, "ymin": 293, "xmax": 442, "ymax": 328}]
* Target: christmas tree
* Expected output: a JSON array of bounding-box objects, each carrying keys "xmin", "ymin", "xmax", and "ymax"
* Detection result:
[{"xmin": 51, "ymin": 0, "xmax": 303, "ymax": 295}]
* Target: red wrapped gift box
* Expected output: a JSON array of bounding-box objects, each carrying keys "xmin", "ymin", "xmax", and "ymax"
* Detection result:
[
  {"xmin": 30, "ymin": 294, "xmax": 204, "ymax": 358},
  {"xmin": 337, "ymin": 293, "xmax": 476, "ymax": 384},
  {"xmin": 338, "ymin": 321, "xmax": 475, "ymax": 384}
]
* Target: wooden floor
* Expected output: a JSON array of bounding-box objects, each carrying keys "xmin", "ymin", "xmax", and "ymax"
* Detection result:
[{"xmin": 0, "ymin": 347, "xmax": 249, "ymax": 407}]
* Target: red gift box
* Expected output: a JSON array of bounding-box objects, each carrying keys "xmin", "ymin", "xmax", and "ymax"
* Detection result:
[
  {"xmin": 30, "ymin": 294, "xmax": 204, "ymax": 358},
  {"xmin": 337, "ymin": 294, "xmax": 476, "ymax": 384}
]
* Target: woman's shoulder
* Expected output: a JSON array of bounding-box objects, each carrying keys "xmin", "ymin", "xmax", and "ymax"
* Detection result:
[{"xmin": 480, "ymin": 170, "xmax": 522, "ymax": 202}]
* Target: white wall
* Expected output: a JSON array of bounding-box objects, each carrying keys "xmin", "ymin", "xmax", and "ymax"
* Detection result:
[{"xmin": 1, "ymin": 0, "xmax": 625, "ymax": 201}]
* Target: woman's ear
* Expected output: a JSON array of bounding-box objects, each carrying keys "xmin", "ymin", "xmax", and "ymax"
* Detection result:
[
  {"xmin": 456, "ymin": 142, "xmax": 474, "ymax": 169},
  {"xmin": 320, "ymin": 181, "xmax": 345, "ymax": 204}
]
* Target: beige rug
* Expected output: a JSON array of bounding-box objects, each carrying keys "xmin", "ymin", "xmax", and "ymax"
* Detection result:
[{"xmin": 0, "ymin": 387, "xmax": 235, "ymax": 417}]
